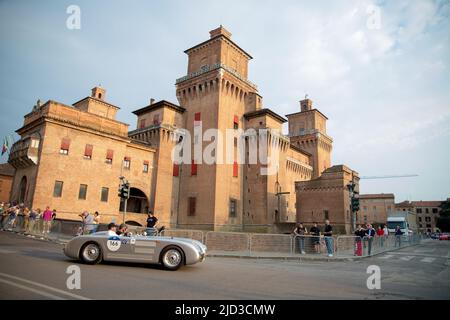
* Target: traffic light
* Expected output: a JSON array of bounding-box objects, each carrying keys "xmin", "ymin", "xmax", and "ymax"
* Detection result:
[
  {"xmin": 118, "ymin": 182, "xmax": 130, "ymax": 199},
  {"xmin": 351, "ymin": 196, "xmax": 360, "ymax": 212}
]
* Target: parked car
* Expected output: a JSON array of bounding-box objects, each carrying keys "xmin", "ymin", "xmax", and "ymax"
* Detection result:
[
  {"xmin": 439, "ymin": 233, "xmax": 450, "ymax": 241},
  {"xmin": 63, "ymin": 231, "xmax": 207, "ymax": 270}
]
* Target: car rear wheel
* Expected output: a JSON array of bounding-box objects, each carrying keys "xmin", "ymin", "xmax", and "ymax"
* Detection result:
[
  {"xmin": 80, "ymin": 242, "xmax": 102, "ymax": 265},
  {"xmin": 161, "ymin": 246, "xmax": 184, "ymax": 271}
]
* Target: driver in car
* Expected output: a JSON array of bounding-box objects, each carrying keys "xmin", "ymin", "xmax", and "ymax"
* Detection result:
[{"xmin": 107, "ymin": 223, "xmax": 118, "ymax": 236}]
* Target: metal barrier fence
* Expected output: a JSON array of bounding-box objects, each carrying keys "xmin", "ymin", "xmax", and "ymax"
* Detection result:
[
  {"xmin": 1, "ymin": 216, "xmax": 424, "ymax": 258},
  {"xmin": 161, "ymin": 229, "xmax": 205, "ymax": 243},
  {"xmin": 293, "ymin": 235, "xmax": 331, "ymax": 255},
  {"xmin": 1, "ymin": 215, "xmax": 104, "ymax": 241},
  {"xmin": 336, "ymin": 234, "xmax": 424, "ymax": 257},
  {"xmin": 251, "ymin": 233, "xmax": 293, "ymax": 254},
  {"xmin": 205, "ymin": 231, "xmax": 251, "ymax": 254}
]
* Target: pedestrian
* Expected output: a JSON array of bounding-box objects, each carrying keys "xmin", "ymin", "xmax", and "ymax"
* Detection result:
[
  {"xmin": 92, "ymin": 211, "xmax": 101, "ymax": 233},
  {"xmin": 5, "ymin": 206, "xmax": 18, "ymax": 230},
  {"xmin": 11, "ymin": 205, "xmax": 20, "ymax": 229},
  {"xmin": 27, "ymin": 208, "xmax": 39, "ymax": 235},
  {"xmin": 80, "ymin": 211, "xmax": 95, "ymax": 234},
  {"xmin": 0, "ymin": 203, "xmax": 4, "ymax": 226},
  {"xmin": 309, "ymin": 222, "xmax": 321, "ymax": 254},
  {"xmin": 35, "ymin": 208, "xmax": 42, "ymax": 234},
  {"xmin": 42, "ymin": 206, "xmax": 53, "ymax": 235},
  {"xmin": 293, "ymin": 223, "xmax": 308, "ymax": 254},
  {"xmin": 323, "ymin": 220, "xmax": 334, "ymax": 257},
  {"xmin": 376, "ymin": 225, "xmax": 384, "ymax": 247},
  {"xmin": 394, "ymin": 225, "xmax": 403, "ymax": 247},
  {"xmin": 13, "ymin": 204, "xmax": 23, "ymax": 230},
  {"xmin": 0, "ymin": 203, "xmax": 8, "ymax": 228},
  {"xmin": 365, "ymin": 224, "xmax": 376, "ymax": 255},
  {"xmin": 354, "ymin": 225, "xmax": 365, "ymax": 256},
  {"xmin": 146, "ymin": 211, "xmax": 158, "ymax": 227},
  {"xmin": 22, "ymin": 207, "xmax": 30, "ymax": 233},
  {"xmin": 383, "ymin": 224, "xmax": 389, "ymax": 236},
  {"xmin": 146, "ymin": 211, "xmax": 159, "ymax": 235}
]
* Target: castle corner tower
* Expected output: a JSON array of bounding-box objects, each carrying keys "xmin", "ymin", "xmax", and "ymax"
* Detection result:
[{"xmin": 286, "ymin": 98, "xmax": 333, "ymax": 178}]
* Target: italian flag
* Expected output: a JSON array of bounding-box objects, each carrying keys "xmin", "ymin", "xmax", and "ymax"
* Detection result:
[{"xmin": 1, "ymin": 137, "xmax": 8, "ymax": 156}]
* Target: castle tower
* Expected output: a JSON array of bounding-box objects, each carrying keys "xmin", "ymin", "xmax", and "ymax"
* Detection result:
[
  {"xmin": 175, "ymin": 26, "xmax": 259, "ymax": 231},
  {"xmin": 286, "ymin": 98, "xmax": 333, "ymax": 178}
]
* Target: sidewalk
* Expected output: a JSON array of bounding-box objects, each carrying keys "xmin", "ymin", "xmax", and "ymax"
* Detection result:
[{"xmin": 207, "ymin": 250, "xmax": 360, "ymax": 261}]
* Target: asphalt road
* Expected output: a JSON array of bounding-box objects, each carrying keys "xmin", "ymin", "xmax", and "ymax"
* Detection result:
[{"xmin": 0, "ymin": 231, "xmax": 449, "ymax": 300}]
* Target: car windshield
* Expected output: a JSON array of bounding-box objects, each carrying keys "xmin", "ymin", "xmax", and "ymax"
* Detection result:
[{"xmin": 387, "ymin": 221, "xmax": 406, "ymax": 229}]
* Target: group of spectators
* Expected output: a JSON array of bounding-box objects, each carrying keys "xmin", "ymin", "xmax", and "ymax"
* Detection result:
[
  {"xmin": 0, "ymin": 202, "xmax": 56, "ymax": 235},
  {"xmin": 77, "ymin": 211, "xmax": 101, "ymax": 235},
  {"xmin": 354, "ymin": 224, "xmax": 383, "ymax": 256},
  {"xmin": 292, "ymin": 220, "xmax": 406, "ymax": 257},
  {"xmin": 354, "ymin": 224, "xmax": 404, "ymax": 255},
  {"xmin": 292, "ymin": 220, "xmax": 334, "ymax": 257},
  {"xmin": 1, "ymin": 202, "xmax": 163, "ymax": 239}
]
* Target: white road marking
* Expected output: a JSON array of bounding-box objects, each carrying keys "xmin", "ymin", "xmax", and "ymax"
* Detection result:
[
  {"xmin": 415, "ymin": 248, "xmax": 435, "ymax": 253},
  {"xmin": 400, "ymin": 256, "xmax": 415, "ymax": 261},
  {"xmin": 0, "ymin": 278, "xmax": 65, "ymax": 300},
  {"xmin": 378, "ymin": 255, "xmax": 393, "ymax": 259},
  {"xmin": 0, "ymin": 249, "xmax": 17, "ymax": 254},
  {"xmin": 420, "ymin": 257, "xmax": 436, "ymax": 263},
  {"xmin": 0, "ymin": 272, "xmax": 90, "ymax": 300}
]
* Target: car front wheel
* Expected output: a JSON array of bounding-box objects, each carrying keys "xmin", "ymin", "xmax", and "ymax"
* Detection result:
[
  {"xmin": 161, "ymin": 246, "xmax": 184, "ymax": 271},
  {"xmin": 80, "ymin": 242, "xmax": 103, "ymax": 265}
]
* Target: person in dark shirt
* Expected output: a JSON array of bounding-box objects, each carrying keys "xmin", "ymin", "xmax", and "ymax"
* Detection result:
[
  {"xmin": 146, "ymin": 212, "xmax": 158, "ymax": 228},
  {"xmin": 365, "ymin": 224, "xmax": 376, "ymax": 255},
  {"xmin": 394, "ymin": 226, "xmax": 404, "ymax": 247},
  {"xmin": 309, "ymin": 222, "xmax": 321, "ymax": 254},
  {"xmin": 354, "ymin": 225, "xmax": 365, "ymax": 256},
  {"xmin": 145, "ymin": 212, "xmax": 159, "ymax": 236},
  {"xmin": 293, "ymin": 223, "xmax": 308, "ymax": 254},
  {"xmin": 323, "ymin": 220, "xmax": 334, "ymax": 257}
]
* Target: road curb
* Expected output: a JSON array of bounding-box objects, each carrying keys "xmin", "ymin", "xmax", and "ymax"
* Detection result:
[{"xmin": 206, "ymin": 253, "xmax": 364, "ymax": 262}]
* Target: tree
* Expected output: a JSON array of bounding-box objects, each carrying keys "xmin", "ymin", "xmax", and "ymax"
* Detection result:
[{"xmin": 436, "ymin": 200, "xmax": 450, "ymax": 232}]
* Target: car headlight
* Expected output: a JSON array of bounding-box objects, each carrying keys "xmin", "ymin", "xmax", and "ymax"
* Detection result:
[{"xmin": 191, "ymin": 240, "xmax": 206, "ymax": 254}]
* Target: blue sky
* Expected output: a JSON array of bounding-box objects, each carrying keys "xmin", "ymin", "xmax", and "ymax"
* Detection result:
[{"xmin": 0, "ymin": 0, "xmax": 449, "ymax": 201}]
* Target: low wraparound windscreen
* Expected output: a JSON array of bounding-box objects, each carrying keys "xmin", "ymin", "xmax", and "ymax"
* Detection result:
[{"xmin": 387, "ymin": 221, "xmax": 406, "ymax": 229}]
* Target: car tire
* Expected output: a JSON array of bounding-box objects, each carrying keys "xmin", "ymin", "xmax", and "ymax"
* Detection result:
[
  {"xmin": 80, "ymin": 242, "xmax": 103, "ymax": 265},
  {"xmin": 160, "ymin": 246, "xmax": 184, "ymax": 271}
]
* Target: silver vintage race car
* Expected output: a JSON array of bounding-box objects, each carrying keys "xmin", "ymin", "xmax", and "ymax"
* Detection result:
[{"xmin": 63, "ymin": 231, "xmax": 207, "ymax": 271}]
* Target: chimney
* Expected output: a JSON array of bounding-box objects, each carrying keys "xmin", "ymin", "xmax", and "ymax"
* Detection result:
[
  {"xmin": 150, "ymin": 98, "xmax": 155, "ymax": 105},
  {"xmin": 91, "ymin": 86, "xmax": 106, "ymax": 100},
  {"xmin": 209, "ymin": 25, "xmax": 232, "ymax": 39}
]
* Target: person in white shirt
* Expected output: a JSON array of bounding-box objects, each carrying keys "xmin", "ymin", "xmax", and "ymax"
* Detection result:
[
  {"xmin": 106, "ymin": 223, "xmax": 118, "ymax": 237},
  {"xmin": 383, "ymin": 225, "xmax": 389, "ymax": 237}
]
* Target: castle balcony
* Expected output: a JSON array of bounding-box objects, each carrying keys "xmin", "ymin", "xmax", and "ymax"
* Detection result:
[{"xmin": 8, "ymin": 137, "xmax": 40, "ymax": 169}]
